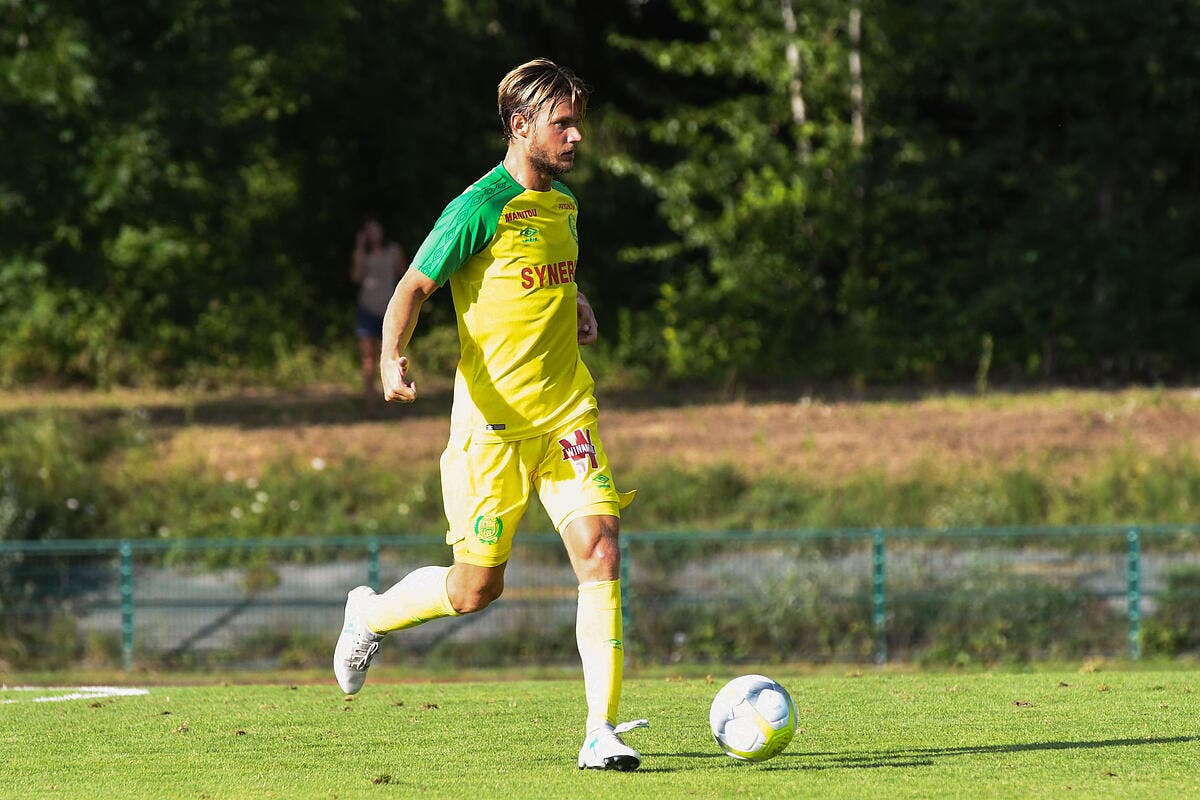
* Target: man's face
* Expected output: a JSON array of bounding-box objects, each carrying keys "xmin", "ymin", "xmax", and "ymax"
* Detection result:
[
  {"xmin": 364, "ymin": 221, "xmax": 383, "ymax": 247},
  {"xmin": 526, "ymin": 99, "xmax": 582, "ymax": 177}
]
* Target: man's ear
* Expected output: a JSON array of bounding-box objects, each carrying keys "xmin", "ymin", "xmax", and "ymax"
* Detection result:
[{"xmin": 510, "ymin": 111, "xmax": 531, "ymax": 140}]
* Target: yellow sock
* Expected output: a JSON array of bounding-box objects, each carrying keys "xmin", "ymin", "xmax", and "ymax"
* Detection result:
[
  {"xmin": 576, "ymin": 579, "xmax": 623, "ymax": 732},
  {"xmin": 363, "ymin": 565, "xmax": 460, "ymax": 634}
]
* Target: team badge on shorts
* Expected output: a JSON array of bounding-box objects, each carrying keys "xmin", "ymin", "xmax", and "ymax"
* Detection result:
[
  {"xmin": 559, "ymin": 428, "xmax": 598, "ymax": 478},
  {"xmin": 474, "ymin": 515, "xmax": 503, "ymax": 545}
]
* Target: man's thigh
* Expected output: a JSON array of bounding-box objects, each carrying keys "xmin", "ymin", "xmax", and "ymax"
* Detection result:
[
  {"xmin": 440, "ymin": 434, "xmax": 531, "ymax": 567},
  {"xmin": 533, "ymin": 416, "xmax": 631, "ymax": 533}
]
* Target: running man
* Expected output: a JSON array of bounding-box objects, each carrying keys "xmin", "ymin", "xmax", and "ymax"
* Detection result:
[{"xmin": 333, "ymin": 58, "xmax": 646, "ymax": 771}]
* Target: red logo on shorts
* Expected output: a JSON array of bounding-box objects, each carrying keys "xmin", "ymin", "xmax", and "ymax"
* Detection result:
[{"xmin": 559, "ymin": 428, "xmax": 598, "ymax": 471}]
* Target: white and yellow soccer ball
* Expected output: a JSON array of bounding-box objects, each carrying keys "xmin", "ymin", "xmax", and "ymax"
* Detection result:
[{"xmin": 709, "ymin": 674, "xmax": 798, "ymax": 762}]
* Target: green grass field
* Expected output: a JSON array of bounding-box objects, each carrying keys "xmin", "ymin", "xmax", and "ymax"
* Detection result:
[{"xmin": 3, "ymin": 669, "xmax": 1198, "ymax": 799}]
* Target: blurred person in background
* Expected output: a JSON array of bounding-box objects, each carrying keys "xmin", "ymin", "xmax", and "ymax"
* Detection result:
[{"xmin": 350, "ymin": 216, "xmax": 407, "ymax": 410}]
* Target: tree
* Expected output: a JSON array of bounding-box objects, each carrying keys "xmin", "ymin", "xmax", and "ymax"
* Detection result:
[
  {"xmin": 613, "ymin": 0, "xmax": 1200, "ymax": 384},
  {"xmin": 609, "ymin": 0, "xmax": 864, "ymax": 381}
]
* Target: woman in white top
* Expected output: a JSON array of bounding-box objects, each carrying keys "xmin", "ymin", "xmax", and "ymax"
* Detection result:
[{"xmin": 350, "ymin": 217, "xmax": 407, "ymax": 408}]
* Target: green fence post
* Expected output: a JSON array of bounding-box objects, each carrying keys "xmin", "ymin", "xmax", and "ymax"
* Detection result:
[
  {"xmin": 119, "ymin": 540, "xmax": 134, "ymax": 671},
  {"xmin": 1127, "ymin": 527, "xmax": 1141, "ymax": 660},
  {"xmin": 367, "ymin": 536, "xmax": 380, "ymax": 591},
  {"xmin": 619, "ymin": 537, "xmax": 631, "ymax": 649},
  {"xmin": 872, "ymin": 529, "xmax": 887, "ymax": 665}
]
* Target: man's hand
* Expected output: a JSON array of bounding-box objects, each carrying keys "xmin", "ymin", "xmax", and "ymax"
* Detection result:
[
  {"xmin": 381, "ymin": 355, "xmax": 417, "ymax": 402},
  {"xmin": 577, "ymin": 293, "xmax": 598, "ymax": 346}
]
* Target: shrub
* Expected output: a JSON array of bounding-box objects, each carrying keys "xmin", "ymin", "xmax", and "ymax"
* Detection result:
[
  {"xmin": 1143, "ymin": 564, "xmax": 1200, "ymax": 655},
  {"xmin": 908, "ymin": 572, "xmax": 1123, "ymax": 664}
]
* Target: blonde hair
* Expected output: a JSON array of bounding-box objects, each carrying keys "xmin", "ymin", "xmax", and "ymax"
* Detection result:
[{"xmin": 497, "ymin": 58, "xmax": 590, "ymax": 141}]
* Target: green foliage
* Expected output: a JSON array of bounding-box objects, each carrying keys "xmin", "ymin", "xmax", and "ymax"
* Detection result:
[
  {"xmin": 0, "ymin": 1, "xmax": 519, "ymax": 387},
  {"xmin": 1050, "ymin": 448, "xmax": 1200, "ymax": 525},
  {"xmin": 0, "ymin": 612, "xmax": 87, "ymax": 670},
  {"xmin": 909, "ymin": 573, "xmax": 1123, "ymax": 665},
  {"xmin": 607, "ymin": 0, "xmax": 850, "ymax": 380},
  {"xmin": 625, "ymin": 451, "xmax": 1200, "ymax": 532},
  {"xmin": 1, "ymin": 1, "xmax": 321, "ymax": 385},
  {"xmin": 4, "ymin": 405, "xmax": 1200, "ymax": 548},
  {"xmin": 0, "ymin": 411, "xmax": 141, "ymax": 543},
  {"xmin": 1143, "ymin": 565, "xmax": 1200, "ymax": 656},
  {"xmin": 610, "ymin": 0, "xmax": 1200, "ymax": 384},
  {"xmin": 110, "ymin": 456, "xmax": 445, "ymax": 546},
  {"xmin": 628, "ymin": 464, "xmax": 749, "ymax": 527},
  {"xmin": 426, "ymin": 620, "xmax": 580, "ymax": 669},
  {"xmin": 633, "ymin": 576, "xmax": 876, "ymax": 664},
  {"xmin": 4, "ymin": 1, "xmax": 1198, "ymax": 386},
  {"xmin": 626, "ymin": 540, "xmax": 1125, "ymax": 666}
]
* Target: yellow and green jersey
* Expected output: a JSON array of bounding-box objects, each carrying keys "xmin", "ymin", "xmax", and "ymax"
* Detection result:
[{"xmin": 412, "ymin": 163, "xmax": 595, "ymax": 441}]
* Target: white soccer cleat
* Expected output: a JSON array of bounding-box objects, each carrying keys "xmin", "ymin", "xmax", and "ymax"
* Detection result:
[
  {"xmin": 333, "ymin": 585, "xmax": 383, "ymax": 694},
  {"xmin": 578, "ymin": 719, "xmax": 649, "ymax": 771}
]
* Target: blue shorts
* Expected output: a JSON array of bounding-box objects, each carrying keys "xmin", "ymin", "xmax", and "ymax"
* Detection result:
[{"xmin": 355, "ymin": 308, "xmax": 384, "ymax": 340}]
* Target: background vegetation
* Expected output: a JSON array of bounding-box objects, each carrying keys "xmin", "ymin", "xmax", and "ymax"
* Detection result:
[
  {"xmin": 3, "ymin": 0, "xmax": 1196, "ymax": 388},
  {"xmin": 3, "ymin": 1, "xmax": 1198, "ymax": 670},
  {"xmin": 5, "ymin": 404, "xmax": 1200, "ymax": 548}
]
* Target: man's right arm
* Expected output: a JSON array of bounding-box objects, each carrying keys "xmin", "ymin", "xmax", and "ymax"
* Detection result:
[
  {"xmin": 380, "ymin": 268, "xmax": 439, "ymax": 403},
  {"xmin": 381, "ymin": 174, "xmax": 506, "ymax": 401}
]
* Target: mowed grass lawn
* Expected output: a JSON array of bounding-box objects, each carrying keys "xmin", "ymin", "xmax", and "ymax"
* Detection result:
[{"xmin": 2, "ymin": 670, "xmax": 1198, "ymax": 799}]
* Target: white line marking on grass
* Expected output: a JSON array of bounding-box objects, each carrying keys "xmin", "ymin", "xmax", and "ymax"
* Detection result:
[{"xmin": 0, "ymin": 686, "xmax": 150, "ymax": 704}]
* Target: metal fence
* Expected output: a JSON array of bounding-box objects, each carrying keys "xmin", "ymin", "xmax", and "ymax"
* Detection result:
[{"xmin": 1, "ymin": 525, "xmax": 1198, "ymax": 671}]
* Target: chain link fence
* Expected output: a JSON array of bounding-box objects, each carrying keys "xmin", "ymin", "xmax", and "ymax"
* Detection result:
[{"xmin": 2, "ymin": 526, "xmax": 1199, "ymax": 671}]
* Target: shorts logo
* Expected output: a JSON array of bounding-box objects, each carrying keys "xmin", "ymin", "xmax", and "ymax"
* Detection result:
[
  {"xmin": 559, "ymin": 428, "xmax": 598, "ymax": 477},
  {"xmin": 474, "ymin": 515, "xmax": 503, "ymax": 545}
]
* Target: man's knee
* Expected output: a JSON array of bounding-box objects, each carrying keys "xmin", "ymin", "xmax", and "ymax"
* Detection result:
[
  {"xmin": 564, "ymin": 515, "xmax": 621, "ymax": 581},
  {"xmin": 452, "ymin": 583, "xmax": 502, "ymax": 614},
  {"xmin": 448, "ymin": 564, "xmax": 505, "ymax": 614}
]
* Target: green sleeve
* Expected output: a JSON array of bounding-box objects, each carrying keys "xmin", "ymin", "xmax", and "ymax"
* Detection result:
[{"xmin": 411, "ymin": 172, "xmax": 519, "ymax": 286}]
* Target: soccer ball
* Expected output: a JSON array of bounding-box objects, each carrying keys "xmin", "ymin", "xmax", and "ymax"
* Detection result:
[{"xmin": 709, "ymin": 674, "xmax": 798, "ymax": 762}]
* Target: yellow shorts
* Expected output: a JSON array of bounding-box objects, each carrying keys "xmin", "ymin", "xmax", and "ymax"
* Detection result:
[{"xmin": 440, "ymin": 414, "xmax": 635, "ymax": 567}]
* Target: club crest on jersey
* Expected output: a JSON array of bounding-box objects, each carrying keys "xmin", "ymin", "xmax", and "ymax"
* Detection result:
[
  {"xmin": 559, "ymin": 427, "xmax": 598, "ymax": 477},
  {"xmin": 568, "ymin": 213, "xmax": 578, "ymax": 244}
]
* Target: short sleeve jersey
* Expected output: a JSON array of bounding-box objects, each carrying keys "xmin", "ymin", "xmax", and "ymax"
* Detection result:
[{"xmin": 412, "ymin": 163, "xmax": 595, "ymax": 441}]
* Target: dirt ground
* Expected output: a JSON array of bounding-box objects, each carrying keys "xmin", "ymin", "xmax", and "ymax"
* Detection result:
[{"xmin": 136, "ymin": 386, "xmax": 1200, "ymax": 483}]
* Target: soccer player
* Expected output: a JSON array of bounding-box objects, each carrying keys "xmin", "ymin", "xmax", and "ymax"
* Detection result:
[{"xmin": 333, "ymin": 58, "xmax": 646, "ymax": 771}]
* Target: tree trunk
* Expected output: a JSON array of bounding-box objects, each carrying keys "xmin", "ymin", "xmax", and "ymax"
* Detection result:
[
  {"xmin": 849, "ymin": 0, "xmax": 864, "ymax": 147},
  {"xmin": 780, "ymin": 0, "xmax": 811, "ymax": 161}
]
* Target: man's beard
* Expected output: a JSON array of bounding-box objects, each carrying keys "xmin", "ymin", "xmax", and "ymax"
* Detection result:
[{"xmin": 529, "ymin": 142, "xmax": 575, "ymax": 176}]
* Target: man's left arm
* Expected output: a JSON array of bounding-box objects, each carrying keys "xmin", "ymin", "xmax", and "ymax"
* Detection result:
[{"xmin": 576, "ymin": 291, "xmax": 598, "ymax": 346}]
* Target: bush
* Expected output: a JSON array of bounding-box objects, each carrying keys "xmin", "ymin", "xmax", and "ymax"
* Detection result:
[
  {"xmin": 0, "ymin": 411, "xmax": 137, "ymax": 543},
  {"xmin": 1143, "ymin": 565, "xmax": 1200, "ymax": 656},
  {"xmin": 907, "ymin": 573, "xmax": 1123, "ymax": 664},
  {"xmin": 426, "ymin": 620, "xmax": 580, "ymax": 668},
  {"xmin": 625, "ymin": 543, "xmax": 1126, "ymax": 666}
]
